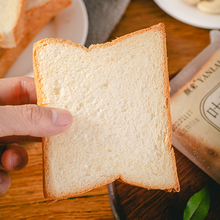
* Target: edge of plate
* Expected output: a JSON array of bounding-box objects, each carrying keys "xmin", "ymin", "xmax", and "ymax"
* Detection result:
[
  {"xmin": 154, "ymin": 0, "xmax": 220, "ymax": 29},
  {"xmin": 78, "ymin": 0, "xmax": 89, "ymax": 46}
]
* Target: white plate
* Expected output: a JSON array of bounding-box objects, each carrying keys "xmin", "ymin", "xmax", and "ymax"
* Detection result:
[
  {"xmin": 4, "ymin": 0, "xmax": 88, "ymax": 78},
  {"xmin": 154, "ymin": 0, "xmax": 220, "ymax": 29}
]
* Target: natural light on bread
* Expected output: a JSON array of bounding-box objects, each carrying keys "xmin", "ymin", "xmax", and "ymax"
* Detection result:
[{"xmin": 33, "ymin": 23, "xmax": 180, "ymax": 201}]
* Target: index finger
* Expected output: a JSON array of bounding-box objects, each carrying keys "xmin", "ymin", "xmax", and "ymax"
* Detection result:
[{"xmin": 0, "ymin": 77, "xmax": 37, "ymax": 105}]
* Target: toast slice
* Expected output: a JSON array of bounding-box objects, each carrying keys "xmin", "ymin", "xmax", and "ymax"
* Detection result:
[
  {"xmin": 0, "ymin": 0, "xmax": 28, "ymax": 48},
  {"xmin": 0, "ymin": 0, "xmax": 71, "ymax": 78},
  {"xmin": 33, "ymin": 23, "xmax": 180, "ymax": 201}
]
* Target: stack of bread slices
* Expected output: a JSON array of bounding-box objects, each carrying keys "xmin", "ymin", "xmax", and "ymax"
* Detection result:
[{"xmin": 0, "ymin": 0, "xmax": 71, "ymax": 78}]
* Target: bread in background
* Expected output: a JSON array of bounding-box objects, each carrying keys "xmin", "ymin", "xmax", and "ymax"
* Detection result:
[
  {"xmin": 0, "ymin": 0, "xmax": 28, "ymax": 48},
  {"xmin": 0, "ymin": 0, "xmax": 71, "ymax": 78}
]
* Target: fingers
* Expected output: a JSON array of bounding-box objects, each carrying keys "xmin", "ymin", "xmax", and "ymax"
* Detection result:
[
  {"xmin": 0, "ymin": 144, "xmax": 28, "ymax": 195},
  {"xmin": 0, "ymin": 170, "xmax": 11, "ymax": 195},
  {"xmin": 0, "ymin": 105, "xmax": 73, "ymax": 137},
  {"xmin": 1, "ymin": 144, "xmax": 28, "ymax": 171},
  {"xmin": 0, "ymin": 77, "xmax": 37, "ymax": 105}
]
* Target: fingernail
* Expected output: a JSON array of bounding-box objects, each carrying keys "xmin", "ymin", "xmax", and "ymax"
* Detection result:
[
  {"xmin": 11, "ymin": 153, "xmax": 21, "ymax": 168},
  {"xmin": 51, "ymin": 109, "xmax": 72, "ymax": 126}
]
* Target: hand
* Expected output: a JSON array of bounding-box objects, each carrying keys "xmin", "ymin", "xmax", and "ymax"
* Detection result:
[{"xmin": 0, "ymin": 77, "xmax": 72, "ymax": 195}]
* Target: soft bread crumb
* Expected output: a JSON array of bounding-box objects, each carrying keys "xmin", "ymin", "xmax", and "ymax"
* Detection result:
[{"xmin": 33, "ymin": 23, "xmax": 180, "ymax": 200}]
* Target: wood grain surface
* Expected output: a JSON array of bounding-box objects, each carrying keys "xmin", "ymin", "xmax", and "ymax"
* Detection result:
[
  {"xmin": 0, "ymin": 143, "xmax": 113, "ymax": 219},
  {"xmin": 108, "ymin": 149, "xmax": 220, "ymax": 220},
  {"xmin": 0, "ymin": 0, "xmax": 215, "ymax": 219}
]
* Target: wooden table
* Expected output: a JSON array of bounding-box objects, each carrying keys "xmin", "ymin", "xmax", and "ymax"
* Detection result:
[{"xmin": 0, "ymin": 0, "xmax": 215, "ymax": 219}]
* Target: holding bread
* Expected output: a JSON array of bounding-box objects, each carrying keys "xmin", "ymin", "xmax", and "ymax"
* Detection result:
[
  {"xmin": 0, "ymin": 0, "xmax": 71, "ymax": 195},
  {"xmin": 0, "ymin": 0, "xmax": 179, "ymax": 201}
]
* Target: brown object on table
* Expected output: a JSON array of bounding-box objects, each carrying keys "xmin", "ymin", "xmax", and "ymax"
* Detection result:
[{"xmin": 0, "ymin": 0, "xmax": 216, "ymax": 219}]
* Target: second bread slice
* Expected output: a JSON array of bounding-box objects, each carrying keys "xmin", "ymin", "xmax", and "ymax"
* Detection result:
[{"xmin": 0, "ymin": 0, "xmax": 28, "ymax": 48}]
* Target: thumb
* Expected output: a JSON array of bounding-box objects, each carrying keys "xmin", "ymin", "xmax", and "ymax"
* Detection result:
[{"xmin": 0, "ymin": 105, "xmax": 72, "ymax": 137}]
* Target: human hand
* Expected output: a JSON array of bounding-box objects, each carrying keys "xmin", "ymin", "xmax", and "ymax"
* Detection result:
[{"xmin": 0, "ymin": 77, "xmax": 72, "ymax": 195}]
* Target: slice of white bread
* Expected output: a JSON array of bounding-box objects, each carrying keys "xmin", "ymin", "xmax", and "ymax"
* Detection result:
[
  {"xmin": 0, "ymin": 0, "xmax": 71, "ymax": 78},
  {"xmin": 33, "ymin": 23, "xmax": 180, "ymax": 201},
  {"xmin": 0, "ymin": 0, "xmax": 28, "ymax": 48}
]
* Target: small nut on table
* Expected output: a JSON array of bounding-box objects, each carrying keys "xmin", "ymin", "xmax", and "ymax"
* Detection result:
[
  {"xmin": 197, "ymin": 0, "xmax": 220, "ymax": 14},
  {"xmin": 183, "ymin": 0, "xmax": 200, "ymax": 5}
]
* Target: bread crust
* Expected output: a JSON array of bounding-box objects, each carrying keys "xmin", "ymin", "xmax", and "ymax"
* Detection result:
[
  {"xmin": 0, "ymin": 0, "xmax": 71, "ymax": 78},
  {"xmin": 33, "ymin": 23, "xmax": 180, "ymax": 201},
  {"xmin": 13, "ymin": 0, "xmax": 29, "ymax": 47}
]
